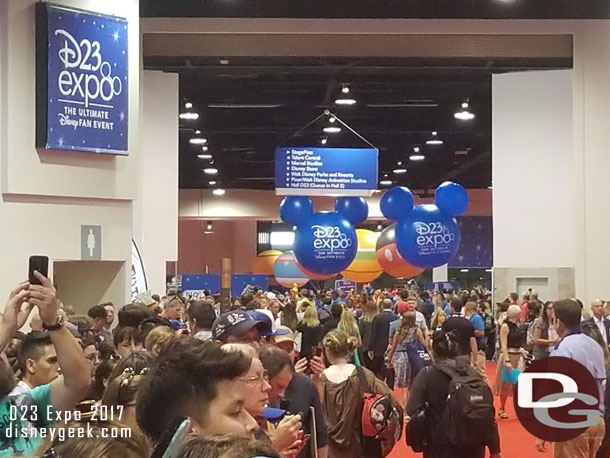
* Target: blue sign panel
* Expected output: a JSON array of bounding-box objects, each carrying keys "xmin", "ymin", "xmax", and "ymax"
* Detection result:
[
  {"xmin": 231, "ymin": 275, "xmax": 269, "ymax": 298},
  {"xmin": 275, "ymin": 147, "xmax": 378, "ymax": 196},
  {"xmin": 36, "ymin": 4, "xmax": 128, "ymax": 154},
  {"xmin": 181, "ymin": 274, "xmax": 221, "ymax": 296},
  {"xmin": 429, "ymin": 282, "xmax": 459, "ymax": 293}
]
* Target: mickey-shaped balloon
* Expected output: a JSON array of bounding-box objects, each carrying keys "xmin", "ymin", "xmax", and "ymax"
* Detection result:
[
  {"xmin": 279, "ymin": 196, "xmax": 366, "ymax": 276},
  {"xmin": 380, "ymin": 182, "xmax": 469, "ymax": 269}
]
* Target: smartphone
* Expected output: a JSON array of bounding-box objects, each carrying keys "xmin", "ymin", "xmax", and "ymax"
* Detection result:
[
  {"xmin": 28, "ymin": 256, "xmax": 49, "ymax": 285},
  {"xmin": 294, "ymin": 434, "xmax": 311, "ymax": 455}
]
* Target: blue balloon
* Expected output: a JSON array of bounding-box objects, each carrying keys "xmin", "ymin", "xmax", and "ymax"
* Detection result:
[
  {"xmin": 293, "ymin": 212, "xmax": 358, "ymax": 276},
  {"xmin": 335, "ymin": 197, "xmax": 369, "ymax": 225},
  {"xmin": 279, "ymin": 196, "xmax": 313, "ymax": 225},
  {"xmin": 380, "ymin": 186, "xmax": 414, "ymax": 221},
  {"xmin": 395, "ymin": 204, "xmax": 461, "ymax": 269},
  {"xmin": 435, "ymin": 181, "xmax": 469, "ymax": 216}
]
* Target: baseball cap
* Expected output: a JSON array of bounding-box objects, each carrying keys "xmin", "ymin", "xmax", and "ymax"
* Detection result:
[
  {"xmin": 247, "ymin": 310, "xmax": 291, "ymax": 337},
  {"xmin": 273, "ymin": 325, "xmax": 296, "ymax": 345},
  {"xmin": 212, "ymin": 311, "xmax": 264, "ymax": 341}
]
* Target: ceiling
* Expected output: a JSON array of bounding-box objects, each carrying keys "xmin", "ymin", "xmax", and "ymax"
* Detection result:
[
  {"xmin": 143, "ymin": 55, "xmax": 571, "ymax": 192},
  {"xmin": 140, "ymin": 0, "xmax": 610, "ymax": 19}
]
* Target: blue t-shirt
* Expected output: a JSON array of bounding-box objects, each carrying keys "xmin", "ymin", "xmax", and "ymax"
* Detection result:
[
  {"xmin": 469, "ymin": 312, "xmax": 486, "ymax": 348},
  {"xmin": 0, "ymin": 382, "xmax": 55, "ymax": 456}
]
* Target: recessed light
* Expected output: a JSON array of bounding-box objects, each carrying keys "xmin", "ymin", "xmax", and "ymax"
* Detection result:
[
  {"xmin": 409, "ymin": 155, "xmax": 425, "ymax": 161},
  {"xmin": 323, "ymin": 126, "xmax": 342, "ymax": 134},
  {"xmin": 341, "ymin": 86, "xmax": 350, "ymax": 94},
  {"xmin": 209, "ymin": 181, "xmax": 217, "ymax": 185},
  {"xmin": 179, "ymin": 112, "xmax": 199, "ymax": 120},
  {"xmin": 329, "ymin": 117, "xmax": 336, "ymax": 123},
  {"xmin": 335, "ymin": 98, "xmax": 356, "ymax": 106},
  {"xmin": 198, "ymin": 154, "xmax": 213, "ymax": 160},
  {"xmin": 460, "ymin": 269, "xmax": 470, "ymax": 273},
  {"xmin": 212, "ymin": 188, "xmax": 226, "ymax": 196},
  {"xmin": 195, "ymin": 130, "xmax": 201, "ymax": 135},
  {"xmin": 393, "ymin": 168, "xmax": 407, "ymax": 174},
  {"xmin": 426, "ymin": 131, "xmax": 443, "ymax": 146},
  {"xmin": 202, "ymin": 146, "xmax": 209, "ymax": 152},
  {"xmin": 185, "ymin": 102, "xmax": 193, "ymax": 109},
  {"xmin": 380, "ymin": 180, "xmax": 393, "ymax": 186},
  {"xmin": 203, "ymin": 168, "xmax": 218, "ymax": 175},
  {"xmin": 219, "ymin": 59, "xmax": 230, "ymax": 65},
  {"xmin": 321, "ymin": 137, "xmax": 328, "ymax": 145},
  {"xmin": 190, "ymin": 137, "xmax": 207, "ymax": 145}
]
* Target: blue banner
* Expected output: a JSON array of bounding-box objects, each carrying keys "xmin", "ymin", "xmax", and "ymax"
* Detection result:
[
  {"xmin": 275, "ymin": 147, "xmax": 378, "ymax": 196},
  {"xmin": 37, "ymin": 4, "xmax": 128, "ymax": 154},
  {"xmin": 231, "ymin": 275, "xmax": 270, "ymax": 298},
  {"xmin": 181, "ymin": 274, "xmax": 221, "ymax": 296}
]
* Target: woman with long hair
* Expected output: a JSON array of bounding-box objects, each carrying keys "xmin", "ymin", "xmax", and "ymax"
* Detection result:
[
  {"xmin": 281, "ymin": 301, "xmax": 298, "ymax": 332},
  {"xmin": 319, "ymin": 330, "xmax": 401, "ymax": 458},
  {"xmin": 387, "ymin": 311, "xmax": 429, "ymax": 407},
  {"xmin": 358, "ymin": 301, "xmax": 378, "ymax": 369},
  {"xmin": 532, "ymin": 301, "xmax": 558, "ymax": 361},
  {"xmin": 297, "ymin": 304, "xmax": 323, "ymax": 359},
  {"xmin": 493, "ymin": 304, "xmax": 526, "ymax": 420},
  {"xmin": 337, "ymin": 308, "xmax": 361, "ymax": 347}
]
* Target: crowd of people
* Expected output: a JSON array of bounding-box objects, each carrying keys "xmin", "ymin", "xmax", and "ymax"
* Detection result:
[{"xmin": 0, "ymin": 273, "xmax": 609, "ymax": 458}]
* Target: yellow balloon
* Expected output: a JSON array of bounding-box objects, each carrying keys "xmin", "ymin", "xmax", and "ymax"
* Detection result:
[
  {"xmin": 251, "ymin": 250, "xmax": 282, "ymax": 276},
  {"xmin": 341, "ymin": 229, "xmax": 383, "ymax": 283}
]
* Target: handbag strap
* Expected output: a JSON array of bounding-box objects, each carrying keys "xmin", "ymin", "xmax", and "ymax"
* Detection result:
[{"xmin": 356, "ymin": 365, "xmax": 369, "ymax": 396}]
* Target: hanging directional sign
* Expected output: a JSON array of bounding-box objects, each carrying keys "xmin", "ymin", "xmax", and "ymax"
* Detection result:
[{"xmin": 275, "ymin": 147, "xmax": 379, "ymax": 196}]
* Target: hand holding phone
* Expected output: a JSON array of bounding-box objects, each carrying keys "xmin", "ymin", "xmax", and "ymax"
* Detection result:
[{"xmin": 28, "ymin": 256, "xmax": 49, "ymax": 285}]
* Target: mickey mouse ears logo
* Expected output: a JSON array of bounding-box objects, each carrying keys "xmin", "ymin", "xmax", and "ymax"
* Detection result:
[
  {"xmin": 380, "ymin": 182, "xmax": 469, "ymax": 269},
  {"xmin": 279, "ymin": 196, "xmax": 367, "ymax": 276}
]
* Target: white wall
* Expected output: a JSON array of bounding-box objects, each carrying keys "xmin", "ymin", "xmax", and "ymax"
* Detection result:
[
  {"xmin": 0, "ymin": 0, "xmax": 140, "ymax": 302},
  {"xmin": 493, "ymin": 70, "xmax": 574, "ymax": 269},
  {"xmin": 133, "ymin": 71, "xmax": 179, "ymax": 294}
]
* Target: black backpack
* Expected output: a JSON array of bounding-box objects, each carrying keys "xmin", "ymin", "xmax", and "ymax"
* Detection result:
[{"xmin": 434, "ymin": 360, "xmax": 496, "ymax": 447}]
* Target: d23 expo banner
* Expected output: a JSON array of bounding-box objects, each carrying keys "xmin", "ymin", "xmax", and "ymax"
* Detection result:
[{"xmin": 36, "ymin": 3, "xmax": 128, "ymax": 155}]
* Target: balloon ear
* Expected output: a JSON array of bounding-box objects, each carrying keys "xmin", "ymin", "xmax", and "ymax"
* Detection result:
[
  {"xmin": 380, "ymin": 186, "xmax": 414, "ymax": 221},
  {"xmin": 334, "ymin": 197, "xmax": 369, "ymax": 225},
  {"xmin": 434, "ymin": 181, "xmax": 469, "ymax": 216},
  {"xmin": 279, "ymin": 196, "xmax": 313, "ymax": 226}
]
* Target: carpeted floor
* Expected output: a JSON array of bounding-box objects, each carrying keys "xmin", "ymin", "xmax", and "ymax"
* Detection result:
[{"xmin": 388, "ymin": 362, "xmax": 551, "ymax": 458}]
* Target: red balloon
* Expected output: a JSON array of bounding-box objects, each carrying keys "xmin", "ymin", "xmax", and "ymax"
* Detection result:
[{"xmin": 375, "ymin": 224, "xmax": 424, "ymax": 279}]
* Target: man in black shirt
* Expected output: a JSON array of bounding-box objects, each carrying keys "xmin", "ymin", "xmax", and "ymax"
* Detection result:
[
  {"xmin": 260, "ymin": 345, "xmax": 329, "ymax": 458},
  {"xmin": 320, "ymin": 302, "xmax": 343, "ymax": 338},
  {"xmin": 367, "ymin": 299, "xmax": 398, "ymax": 388},
  {"xmin": 442, "ymin": 298, "xmax": 477, "ymax": 367}
]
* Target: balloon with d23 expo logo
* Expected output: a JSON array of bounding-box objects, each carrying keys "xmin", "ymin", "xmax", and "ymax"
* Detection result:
[
  {"xmin": 293, "ymin": 212, "xmax": 358, "ymax": 276},
  {"xmin": 382, "ymin": 182, "xmax": 469, "ymax": 269},
  {"xmin": 280, "ymin": 196, "xmax": 366, "ymax": 276}
]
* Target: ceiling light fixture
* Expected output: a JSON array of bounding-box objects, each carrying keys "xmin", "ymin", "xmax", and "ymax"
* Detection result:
[
  {"xmin": 209, "ymin": 181, "xmax": 217, "ymax": 186},
  {"xmin": 321, "ymin": 136, "xmax": 328, "ymax": 145},
  {"xmin": 202, "ymin": 146, "xmax": 209, "ymax": 152},
  {"xmin": 195, "ymin": 130, "xmax": 201, "ymax": 135},
  {"xmin": 341, "ymin": 85, "xmax": 350, "ymax": 94},
  {"xmin": 454, "ymin": 101, "xmax": 475, "ymax": 121},
  {"xmin": 206, "ymin": 221, "xmax": 213, "ymax": 231},
  {"xmin": 185, "ymin": 102, "xmax": 193, "ymax": 109},
  {"xmin": 380, "ymin": 180, "xmax": 393, "ymax": 186},
  {"xmin": 203, "ymin": 168, "xmax": 218, "ymax": 175},
  {"xmin": 410, "ymin": 155, "xmax": 425, "ymax": 161},
  {"xmin": 329, "ymin": 116, "xmax": 336, "ymax": 123},
  {"xmin": 413, "ymin": 146, "xmax": 420, "ymax": 153},
  {"xmin": 460, "ymin": 269, "xmax": 470, "ymax": 273},
  {"xmin": 335, "ymin": 97, "xmax": 356, "ymax": 106},
  {"xmin": 376, "ymin": 224, "xmax": 383, "ymax": 231},
  {"xmin": 426, "ymin": 131, "xmax": 443, "ymax": 145},
  {"xmin": 323, "ymin": 126, "xmax": 341, "ymax": 134},
  {"xmin": 212, "ymin": 188, "xmax": 226, "ymax": 196},
  {"xmin": 190, "ymin": 137, "xmax": 207, "ymax": 145},
  {"xmin": 179, "ymin": 112, "xmax": 199, "ymax": 121},
  {"xmin": 198, "ymin": 154, "xmax": 213, "ymax": 160},
  {"xmin": 393, "ymin": 168, "xmax": 407, "ymax": 174}
]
